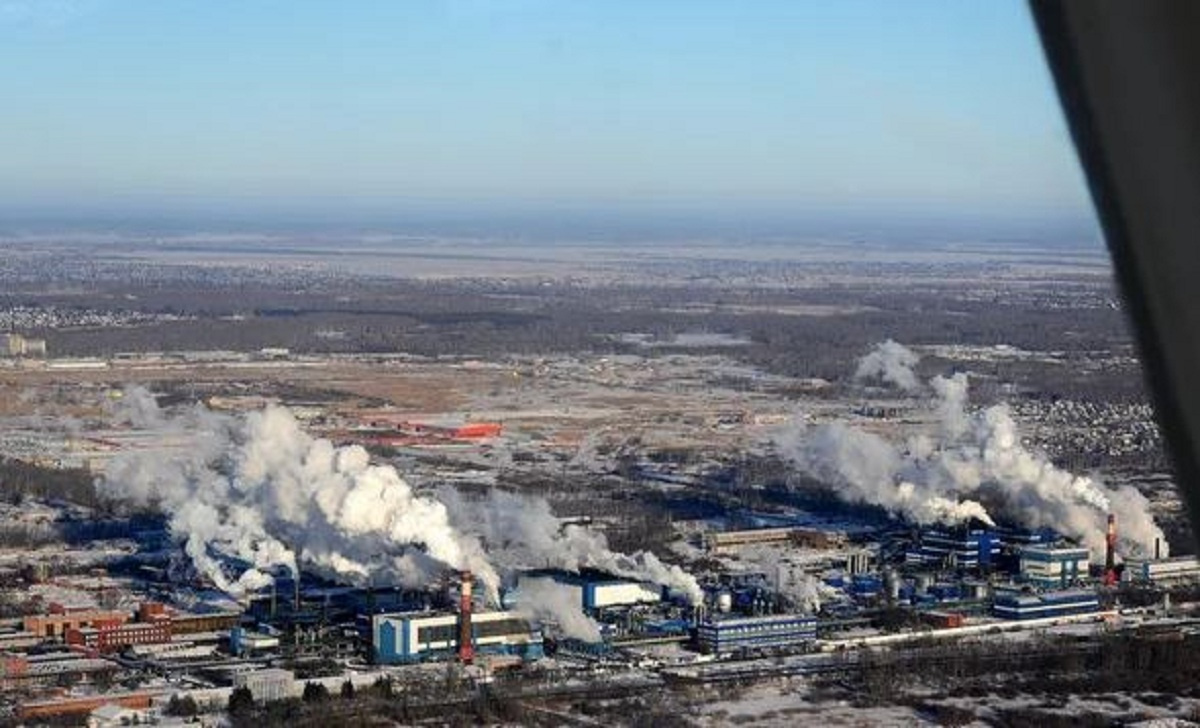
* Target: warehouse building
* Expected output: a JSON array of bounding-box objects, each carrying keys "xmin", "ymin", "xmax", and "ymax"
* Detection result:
[
  {"xmin": 371, "ymin": 610, "xmax": 542, "ymax": 664},
  {"xmin": 992, "ymin": 590, "xmax": 1100, "ymax": 620},
  {"xmin": 695, "ymin": 614, "xmax": 817, "ymax": 655},
  {"xmin": 1019, "ymin": 545, "xmax": 1090, "ymax": 588}
]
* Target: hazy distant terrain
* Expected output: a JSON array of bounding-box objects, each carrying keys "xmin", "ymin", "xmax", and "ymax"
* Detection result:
[{"xmin": 1, "ymin": 235, "xmax": 1127, "ymax": 394}]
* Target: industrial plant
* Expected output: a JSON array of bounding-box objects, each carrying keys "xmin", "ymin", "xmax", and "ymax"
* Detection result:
[{"xmin": 0, "ymin": 239, "xmax": 1197, "ymax": 725}]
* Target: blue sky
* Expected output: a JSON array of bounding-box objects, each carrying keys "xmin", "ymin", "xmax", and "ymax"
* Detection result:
[{"xmin": 0, "ymin": 0, "xmax": 1095, "ymax": 234}]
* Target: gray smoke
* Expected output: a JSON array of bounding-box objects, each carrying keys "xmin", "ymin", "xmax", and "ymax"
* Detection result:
[{"xmin": 778, "ymin": 345, "xmax": 1166, "ymax": 560}]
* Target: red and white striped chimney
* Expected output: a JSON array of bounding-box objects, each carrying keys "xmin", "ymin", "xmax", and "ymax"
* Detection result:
[
  {"xmin": 458, "ymin": 571, "xmax": 474, "ymax": 664},
  {"xmin": 1103, "ymin": 514, "xmax": 1118, "ymax": 587}
]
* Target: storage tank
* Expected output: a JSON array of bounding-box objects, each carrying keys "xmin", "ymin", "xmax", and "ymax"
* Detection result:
[{"xmin": 716, "ymin": 591, "xmax": 733, "ymax": 614}]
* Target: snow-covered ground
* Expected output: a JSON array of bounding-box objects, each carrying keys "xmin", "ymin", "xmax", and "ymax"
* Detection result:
[{"xmin": 695, "ymin": 680, "xmax": 936, "ymax": 727}]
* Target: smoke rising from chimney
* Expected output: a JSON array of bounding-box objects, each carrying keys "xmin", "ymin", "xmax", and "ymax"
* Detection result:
[
  {"xmin": 777, "ymin": 343, "xmax": 1167, "ymax": 560},
  {"xmin": 101, "ymin": 388, "xmax": 701, "ymax": 613}
]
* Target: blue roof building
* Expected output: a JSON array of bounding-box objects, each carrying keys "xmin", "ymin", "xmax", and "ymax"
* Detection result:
[
  {"xmin": 906, "ymin": 528, "xmax": 1001, "ymax": 569},
  {"xmin": 1019, "ymin": 545, "xmax": 1090, "ymax": 588},
  {"xmin": 696, "ymin": 614, "xmax": 817, "ymax": 655},
  {"xmin": 992, "ymin": 590, "xmax": 1100, "ymax": 621}
]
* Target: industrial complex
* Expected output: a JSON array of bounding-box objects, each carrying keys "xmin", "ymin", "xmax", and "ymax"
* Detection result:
[
  {"xmin": 0, "ymin": 492, "xmax": 1193, "ymax": 724},
  {"xmin": 0, "ymin": 247, "xmax": 1196, "ymax": 724}
]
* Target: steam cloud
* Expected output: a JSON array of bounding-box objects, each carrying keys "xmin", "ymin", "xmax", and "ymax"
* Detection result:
[
  {"xmin": 437, "ymin": 487, "xmax": 703, "ymax": 605},
  {"xmin": 854, "ymin": 339, "xmax": 921, "ymax": 392},
  {"xmin": 101, "ymin": 389, "xmax": 701, "ymax": 621},
  {"xmin": 513, "ymin": 578, "xmax": 603, "ymax": 642},
  {"xmin": 779, "ymin": 345, "xmax": 1166, "ymax": 560}
]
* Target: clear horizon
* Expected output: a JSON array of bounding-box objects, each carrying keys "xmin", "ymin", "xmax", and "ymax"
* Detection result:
[{"xmin": 0, "ymin": 1, "xmax": 1096, "ymax": 240}]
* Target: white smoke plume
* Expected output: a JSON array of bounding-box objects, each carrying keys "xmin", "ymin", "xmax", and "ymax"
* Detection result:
[
  {"xmin": 855, "ymin": 339, "xmax": 921, "ymax": 392},
  {"xmin": 513, "ymin": 578, "xmax": 603, "ymax": 642},
  {"xmin": 437, "ymin": 487, "xmax": 703, "ymax": 605},
  {"xmin": 101, "ymin": 388, "xmax": 702, "ymax": 610},
  {"xmin": 104, "ymin": 393, "xmax": 497, "ymax": 598},
  {"xmin": 778, "ymin": 346, "xmax": 1166, "ymax": 560},
  {"xmin": 778, "ymin": 572, "xmax": 834, "ymax": 614}
]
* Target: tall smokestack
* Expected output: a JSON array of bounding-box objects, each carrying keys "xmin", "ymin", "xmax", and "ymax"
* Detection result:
[
  {"xmin": 458, "ymin": 571, "xmax": 474, "ymax": 664},
  {"xmin": 1155, "ymin": 537, "xmax": 1162, "ymax": 561},
  {"xmin": 294, "ymin": 576, "xmax": 301, "ymax": 611},
  {"xmin": 1104, "ymin": 514, "xmax": 1118, "ymax": 587}
]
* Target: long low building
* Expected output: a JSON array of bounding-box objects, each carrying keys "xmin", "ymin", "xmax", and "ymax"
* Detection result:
[
  {"xmin": 993, "ymin": 590, "xmax": 1100, "ymax": 620},
  {"xmin": 372, "ymin": 610, "xmax": 543, "ymax": 664},
  {"xmin": 1122, "ymin": 556, "xmax": 1200, "ymax": 585},
  {"xmin": 705, "ymin": 527, "xmax": 847, "ymax": 553},
  {"xmin": 696, "ymin": 614, "xmax": 817, "ymax": 655},
  {"xmin": 18, "ymin": 692, "xmax": 155, "ymax": 721},
  {"xmin": 1, "ymin": 653, "xmax": 118, "ymax": 690},
  {"xmin": 170, "ymin": 610, "xmax": 241, "ymax": 634}
]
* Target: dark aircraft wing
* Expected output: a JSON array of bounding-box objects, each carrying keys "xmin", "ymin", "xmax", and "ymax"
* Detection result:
[{"xmin": 1032, "ymin": 1, "xmax": 1200, "ymax": 552}]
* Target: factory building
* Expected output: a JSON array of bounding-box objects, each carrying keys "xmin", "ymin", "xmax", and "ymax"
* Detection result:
[
  {"xmin": 695, "ymin": 614, "xmax": 817, "ymax": 655},
  {"xmin": 371, "ymin": 611, "xmax": 542, "ymax": 664},
  {"xmin": 992, "ymin": 590, "xmax": 1100, "ymax": 620},
  {"xmin": 1122, "ymin": 556, "xmax": 1200, "ymax": 585},
  {"xmin": 65, "ymin": 620, "xmax": 172, "ymax": 653},
  {"xmin": 23, "ymin": 605, "xmax": 129, "ymax": 639},
  {"xmin": 22, "ymin": 602, "xmax": 227, "ymax": 652},
  {"xmin": 518, "ymin": 570, "xmax": 663, "ymax": 611},
  {"xmin": 906, "ymin": 528, "xmax": 1000, "ymax": 569},
  {"xmin": 1019, "ymin": 545, "xmax": 1090, "ymax": 588}
]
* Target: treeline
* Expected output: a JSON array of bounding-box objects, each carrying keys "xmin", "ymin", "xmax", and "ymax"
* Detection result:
[
  {"xmin": 829, "ymin": 632, "xmax": 1200, "ymax": 726},
  {"xmin": 33, "ymin": 277, "xmax": 1148, "ymax": 407},
  {"xmin": 0, "ymin": 458, "xmax": 98, "ymax": 509},
  {"xmin": 224, "ymin": 674, "xmax": 535, "ymax": 728}
]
